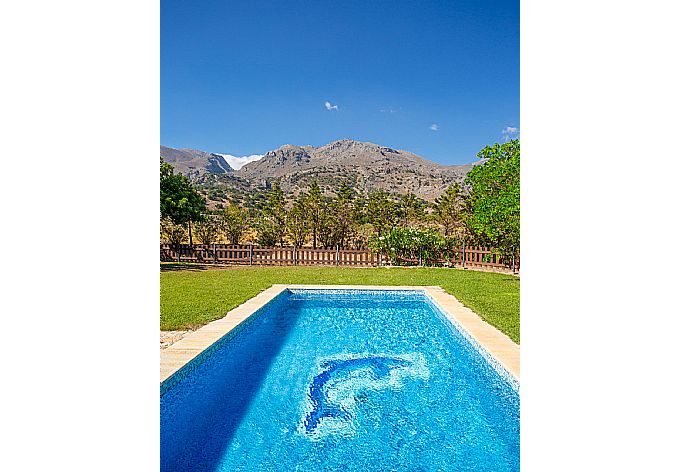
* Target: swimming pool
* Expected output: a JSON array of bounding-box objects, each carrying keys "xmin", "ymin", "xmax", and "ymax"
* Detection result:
[{"xmin": 161, "ymin": 288, "xmax": 520, "ymax": 471}]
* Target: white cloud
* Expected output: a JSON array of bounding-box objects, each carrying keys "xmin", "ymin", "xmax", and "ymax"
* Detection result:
[
  {"xmin": 325, "ymin": 101, "xmax": 338, "ymax": 111},
  {"xmin": 213, "ymin": 153, "xmax": 264, "ymax": 170},
  {"xmin": 502, "ymin": 126, "xmax": 519, "ymax": 140},
  {"xmin": 429, "ymin": 123, "xmax": 439, "ymax": 131}
]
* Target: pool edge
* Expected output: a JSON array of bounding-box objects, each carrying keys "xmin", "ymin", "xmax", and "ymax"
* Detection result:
[
  {"xmin": 160, "ymin": 284, "xmax": 289, "ymax": 383},
  {"xmin": 160, "ymin": 284, "xmax": 520, "ymax": 384},
  {"xmin": 422, "ymin": 286, "xmax": 520, "ymax": 381}
]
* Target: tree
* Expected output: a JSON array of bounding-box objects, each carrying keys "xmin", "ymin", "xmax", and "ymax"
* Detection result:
[
  {"xmin": 192, "ymin": 215, "xmax": 220, "ymax": 245},
  {"xmin": 433, "ymin": 183, "xmax": 466, "ymax": 237},
  {"xmin": 398, "ymin": 193, "xmax": 425, "ymax": 228},
  {"xmin": 255, "ymin": 181, "xmax": 286, "ymax": 246},
  {"xmin": 463, "ymin": 139, "xmax": 520, "ymax": 256},
  {"xmin": 286, "ymin": 194, "xmax": 310, "ymax": 247},
  {"xmin": 306, "ymin": 180, "xmax": 323, "ymax": 248},
  {"xmin": 219, "ymin": 203, "xmax": 248, "ymax": 244},
  {"xmin": 160, "ymin": 217, "xmax": 186, "ymax": 246},
  {"xmin": 332, "ymin": 181, "xmax": 357, "ymax": 247},
  {"xmin": 316, "ymin": 200, "xmax": 339, "ymax": 249},
  {"xmin": 364, "ymin": 190, "xmax": 399, "ymax": 236},
  {"xmin": 160, "ymin": 159, "xmax": 206, "ymax": 244},
  {"xmin": 351, "ymin": 223, "xmax": 376, "ymax": 250}
]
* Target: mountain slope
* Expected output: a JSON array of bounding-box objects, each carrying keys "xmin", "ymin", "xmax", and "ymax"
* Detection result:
[
  {"xmin": 160, "ymin": 139, "xmax": 479, "ymax": 202},
  {"xmin": 160, "ymin": 146, "xmax": 233, "ymax": 176},
  {"xmin": 236, "ymin": 139, "xmax": 475, "ymax": 200}
]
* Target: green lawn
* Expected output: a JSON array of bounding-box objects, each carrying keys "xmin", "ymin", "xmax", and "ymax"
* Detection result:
[{"xmin": 160, "ymin": 264, "xmax": 520, "ymax": 343}]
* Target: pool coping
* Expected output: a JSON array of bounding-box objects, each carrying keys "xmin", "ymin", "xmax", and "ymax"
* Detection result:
[{"xmin": 160, "ymin": 284, "xmax": 520, "ymax": 383}]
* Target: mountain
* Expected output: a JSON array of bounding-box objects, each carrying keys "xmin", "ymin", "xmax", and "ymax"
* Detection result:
[
  {"xmin": 159, "ymin": 146, "xmax": 233, "ymax": 176},
  {"xmin": 160, "ymin": 146, "xmax": 264, "ymax": 173},
  {"xmin": 160, "ymin": 139, "xmax": 480, "ymax": 203},
  {"xmin": 236, "ymin": 139, "xmax": 475, "ymax": 200}
]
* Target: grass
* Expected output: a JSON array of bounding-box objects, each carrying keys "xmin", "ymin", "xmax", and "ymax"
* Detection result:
[{"xmin": 160, "ymin": 264, "xmax": 520, "ymax": 343}]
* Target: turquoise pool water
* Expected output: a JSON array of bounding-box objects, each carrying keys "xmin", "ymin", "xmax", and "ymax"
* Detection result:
[{"xmin": 161, "ymin": 289, "xmax": 519, "ymax": 471}]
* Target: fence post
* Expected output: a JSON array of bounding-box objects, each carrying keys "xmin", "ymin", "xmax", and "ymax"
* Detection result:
[
  {"xmin": 336, "ymin": 245, "xmax": 340, "ymax": 267},
  {"xmin": 212, "ymin": 243, "xmax": 216, "ymax": 264},
  {"xmin": 418, "ymin": 249, "xmax": 422, "ymax": 267},
  {"xmin": 249, "ymin": 242, "xmax": 253, "ymax": 266},
  {"xmin": 293, "ymin": 245, "xmax": 297, "ymax": 266},
  {"xmin": 461, "ymin": 239, "xmax": 466, "ymax": 269},
  {"xmin": 378, "ymin": 251, "xmax": 382, "ymax": 267},
  {"xmin": 177, "ymin": 245, "xmax": 181, "ymax": 263}
]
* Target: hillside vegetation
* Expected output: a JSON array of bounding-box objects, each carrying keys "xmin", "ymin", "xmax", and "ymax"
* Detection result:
[
  {"xmin": 161, "ymin": 140, "xmax": 520, "ymax": 266},
  {"xmin": 160, "ymin": 139, "xmax": 478, "ymax": 206}
]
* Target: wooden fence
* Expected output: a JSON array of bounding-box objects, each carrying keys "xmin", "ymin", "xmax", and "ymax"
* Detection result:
[{"xmin": 160, "ymin": 244, "xmax": 519, "ymax": 273}]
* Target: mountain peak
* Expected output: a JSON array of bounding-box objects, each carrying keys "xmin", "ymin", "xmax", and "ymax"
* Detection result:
[
  {"xmin": 160, "ymin": 140, "xmax": 477, "ymax": 201},
  {"xmin": 236, "ymin": 139, "xmax": 475, "ymax": 200},
  {"xmin": 160, "ymin": 145, "xmax": 233, "ymax": 175}
]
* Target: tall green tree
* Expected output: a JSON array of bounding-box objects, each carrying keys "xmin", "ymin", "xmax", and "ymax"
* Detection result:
[
  {"xmin": 286, "ymin": 194, "xmax": 310, "ymax": 247},
  {"xmin": 464, "ymin": 139, "xmax": 520, "ymax": 256},
  {"xmin": 332, "ymin": 181, "xmax": 357, "ymax": 247},
  {"xmin": 316, "ymin": 200, "xmax": 339, "ymax": 249},
  {"xmin": 364, "ymin": 190, "xmax": 399, "ymax": 236},
  {"xmin": 255, "ymin": 181, "xmax": 287, "ymax": 246},
  {"xmin": 193, "ymin": 216, "xmax": 220, "ymax": 245},
  {"xmin": 398, "ymin": 193, "xmax": 425, "ymax": 228},
  {"xmin": 433, "ymin": 183, "xmax": 466, "ymax": 237},
  {"xmin": 160, "ymin": 159, "xmax": 206, "ymax": 244},
  {"xmin": 219, "ymin": 203, "xmax": 248, "ymax": 244},
  {"xmin": 306, "ymin": 180, "xmax": 323, "ymax": 248}
]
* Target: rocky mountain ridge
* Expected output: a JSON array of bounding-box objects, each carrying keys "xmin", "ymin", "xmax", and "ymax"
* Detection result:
[
  {"xmin": 160, "ymin": 140, "xmax": 480, "ymax": 202},
  {"xmin": 159, "ymin": 146, "xmax": 233, "ymax": 176}
]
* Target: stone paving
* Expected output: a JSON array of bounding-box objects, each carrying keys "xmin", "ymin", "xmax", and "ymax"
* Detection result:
[{"xmin": 160, "ymin": 330, "xmax": 192, "ymax": 350}]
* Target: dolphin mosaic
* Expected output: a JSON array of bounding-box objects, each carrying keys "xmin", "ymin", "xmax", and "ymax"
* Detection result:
[{"xmin": 301, "ymin": 353, "xmax": 429, "ymax": 438}]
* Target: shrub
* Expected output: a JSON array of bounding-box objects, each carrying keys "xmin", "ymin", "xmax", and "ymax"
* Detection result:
[
  {"xmin": 160, "ymin": 217, "xmax": 186, "ymax": 246},
  {"xmin": 369, "ymin": 227, "xmax": 457, "ymax": 266}
]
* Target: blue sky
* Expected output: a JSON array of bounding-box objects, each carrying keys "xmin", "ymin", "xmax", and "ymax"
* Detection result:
[{"xmin": 161, "ymin": 0, "xmax": 519, "ymax": 165}]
